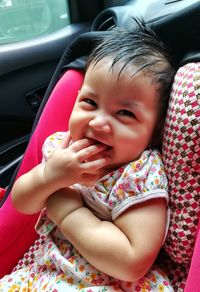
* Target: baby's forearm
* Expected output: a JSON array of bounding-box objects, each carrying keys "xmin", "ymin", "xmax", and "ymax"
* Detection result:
[
  {"xmin": 59, "ymin": 207, "xmax": 141, "ymax": 282},
  {"xmin": 46, "ymin": 187, "xmax": 83, "ymax": 225},
  {"xmin": 12, "ymin": 163, "xmax": 62, "ymax": 214}
]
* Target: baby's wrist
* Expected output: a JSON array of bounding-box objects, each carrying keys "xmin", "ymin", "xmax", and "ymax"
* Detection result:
[{"xmin": 42, "ymin": 163, "xmax": 62, "ymax": 191}]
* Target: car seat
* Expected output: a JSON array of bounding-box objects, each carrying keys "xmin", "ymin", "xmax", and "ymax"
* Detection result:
[
  {"xmin": 0, "ymin": 31, "xmax": 108, "ymax": 278},
  {"xmin": 0, "ymin": 2, "xmax": 199, "ymax": 291}
]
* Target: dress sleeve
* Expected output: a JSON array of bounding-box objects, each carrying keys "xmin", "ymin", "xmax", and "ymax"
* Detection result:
[
  {"xmin": 35, "ymin": 208, "xmax": 56, "ymax": 236},
  {"xmin": 110, "ymin": 150, "xmax": 169, "ymax": 220},
  {"xmin": 42, "ymin": 131, "xmax": 67, "ymax": 162}
]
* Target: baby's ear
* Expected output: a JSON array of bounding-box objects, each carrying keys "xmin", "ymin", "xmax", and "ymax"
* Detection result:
[{"xmin": 42, "ymin": 132, "xmax": 68, "ymax": 162}]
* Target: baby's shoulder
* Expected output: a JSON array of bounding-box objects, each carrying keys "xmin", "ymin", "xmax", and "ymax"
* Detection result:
[
  {"xmin": 42, "ymin": 131, "xmax": 67, "ymax": 161},
  {"xmin": 127, "ymin": 149, "xmax": 164, "ymax": 173}
]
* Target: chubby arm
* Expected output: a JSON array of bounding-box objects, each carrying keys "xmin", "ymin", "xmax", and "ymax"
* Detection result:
[
  {"xmin": 12, "ymin": 133, "xmax": 109, "ymax": 214},
  {"xmin": 12, "ymin": 163, "xmax": 55, "ymax": 214},
  {"xmin": 47, "ymin": 191, "xmax": 167, "ymax": 282}
]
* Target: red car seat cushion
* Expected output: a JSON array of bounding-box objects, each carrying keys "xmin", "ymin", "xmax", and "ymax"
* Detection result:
[{"xmin": 0, "ymin": 69, "xmax": 84, "ymax": 277}]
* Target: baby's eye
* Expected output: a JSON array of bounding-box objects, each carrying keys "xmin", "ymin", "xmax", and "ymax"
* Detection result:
[
  {"xmin": 83, "ymin": 98, "xmax": 97, "ymax": 107},
  {"xmin": 117, "ymin": 109, "xmax": 135, "ymax": 118}
]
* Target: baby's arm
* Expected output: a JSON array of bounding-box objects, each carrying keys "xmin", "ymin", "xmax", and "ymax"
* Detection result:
[
  {"xmin": 46, "ymin": 187, "xmax": 83, "ymax": 225},
  {"xmin": 12, "ymin": 133, "xmax": 108, "ymax": 214},
  {"xmin": 48, "ymin": 193, "xmax": 167, "ymax": 282}
]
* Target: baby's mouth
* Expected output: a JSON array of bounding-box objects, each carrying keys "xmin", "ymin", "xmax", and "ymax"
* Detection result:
[
  {"xmin": 95, "ymin": 141, "xmax": 112, "ymax": 155},
  {"xmin": 88, "ymin": 136, "xmax": 112, "ymax": 148}
]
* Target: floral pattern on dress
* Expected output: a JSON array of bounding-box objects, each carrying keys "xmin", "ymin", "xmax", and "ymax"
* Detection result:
[{"xmin": 0, "ymin": 132, "xmax": 173, "ymax": 291}]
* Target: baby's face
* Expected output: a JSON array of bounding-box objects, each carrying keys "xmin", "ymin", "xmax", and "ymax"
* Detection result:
[{"xmin": 69, "ymin": 58, "xmax": 159, "ymax": 171}]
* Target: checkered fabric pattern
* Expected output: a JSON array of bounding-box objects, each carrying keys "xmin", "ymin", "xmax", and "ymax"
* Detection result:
[
  {"xmin": 10, "ymin": 63, "xmax": 199, "ymax": 291},
  {"xmin": 162, "ymin": 62, "xmax": 200, "ymax": 290},
  {"xmin": 12, "ymin": 236, "xmax": 45, "ymax": 272}
]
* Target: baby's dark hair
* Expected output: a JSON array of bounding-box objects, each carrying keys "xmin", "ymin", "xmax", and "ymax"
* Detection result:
[{"xmin": 87, "ymin": 22, "xmax": 176, "ymax": 148}]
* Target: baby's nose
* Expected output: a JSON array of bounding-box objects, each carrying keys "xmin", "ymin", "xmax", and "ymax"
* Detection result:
[{"xmin": 89, "ymin": 116, "xmax": 111, "ymax": 133}]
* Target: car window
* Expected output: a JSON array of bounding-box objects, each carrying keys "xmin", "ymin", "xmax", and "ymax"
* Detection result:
[{"xmin": 0, "ymin": 0, "xmax": 70, "ymax": 45}]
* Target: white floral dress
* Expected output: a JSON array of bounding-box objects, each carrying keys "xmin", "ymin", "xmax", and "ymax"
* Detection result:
[{"xmin": 0, "ymin": 132, "xmax": 173, "ymax": 292}]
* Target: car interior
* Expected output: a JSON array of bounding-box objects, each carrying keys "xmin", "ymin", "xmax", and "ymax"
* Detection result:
[{"xmin": 0, "ymin": 0, "xmax": 199, "ymax": 291}]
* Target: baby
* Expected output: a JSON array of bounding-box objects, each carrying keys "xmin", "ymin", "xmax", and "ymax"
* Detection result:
[{"xmin": 0, "ymin": 24, "xmax": 175, "ymax": 291}]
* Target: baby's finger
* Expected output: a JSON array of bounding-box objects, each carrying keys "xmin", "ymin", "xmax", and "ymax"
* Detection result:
[
  {"xmin": 81, "ymin": 157, "xmax": 108, "ymax": 172},
  {"xmin": 77, "ymin": 144, "xmax": 108, "ymax": 162},
  {"xmin": 70, "ymin": 138, "xmax": 96, "ymax": 153}
]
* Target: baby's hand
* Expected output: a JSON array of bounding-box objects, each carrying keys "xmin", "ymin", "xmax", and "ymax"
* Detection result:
[{"xmin": 43, "ymin": 132, "xmax": 109, "ymax": 188}]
